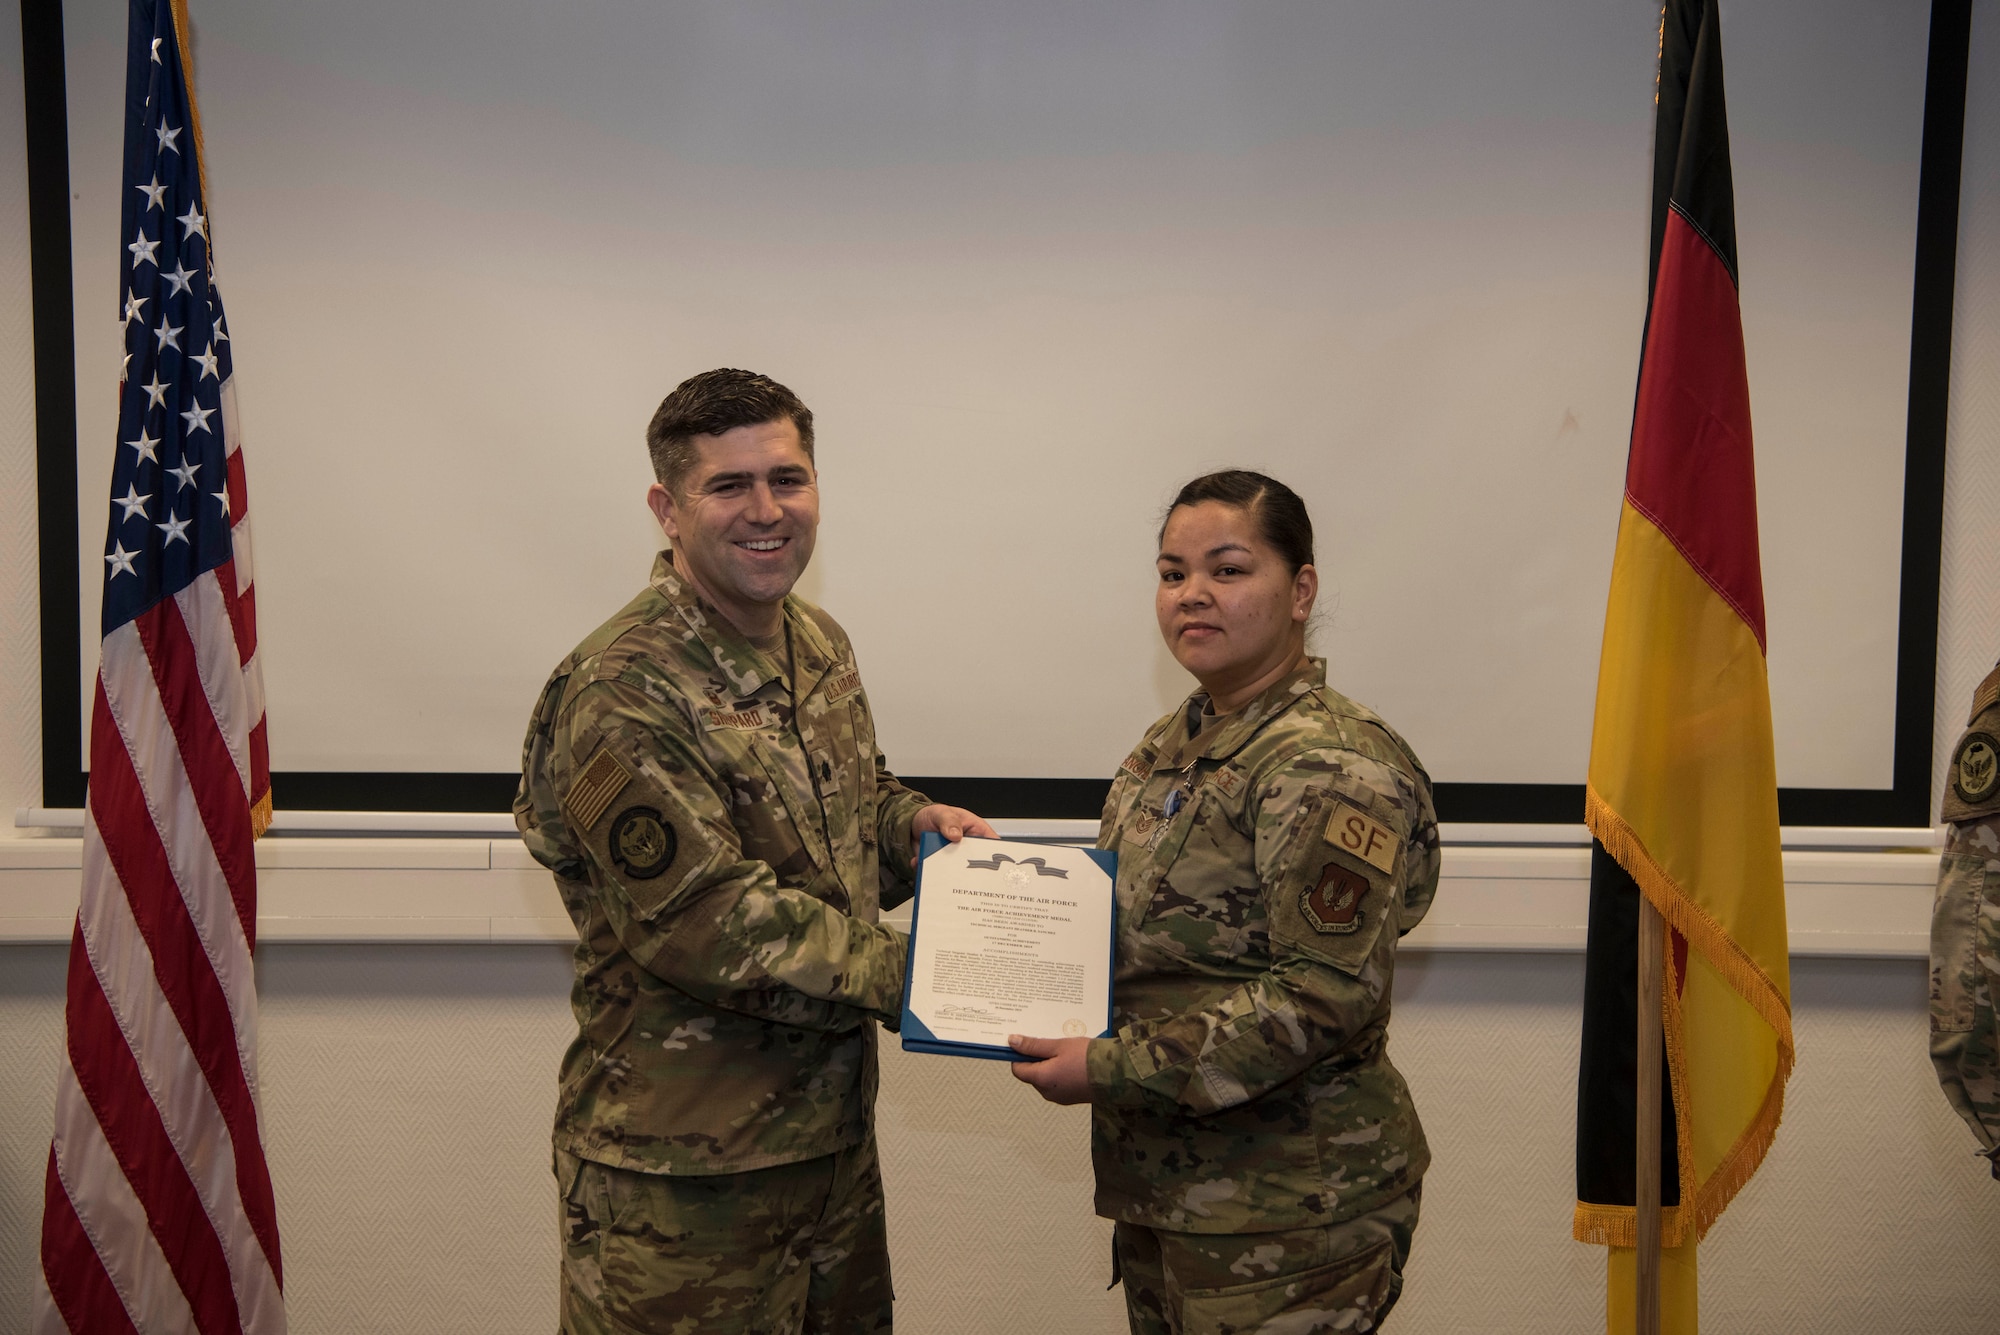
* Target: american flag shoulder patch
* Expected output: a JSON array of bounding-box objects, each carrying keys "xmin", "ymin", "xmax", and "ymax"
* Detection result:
[{"xmin": 565, "ymin": 748, "xmax": 633, "ymax": 832}]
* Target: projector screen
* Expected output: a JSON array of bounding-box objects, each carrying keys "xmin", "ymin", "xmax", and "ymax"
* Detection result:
[{"xmin": 60, "ymin": 0, "xmax": 1930, "ymax": 794}]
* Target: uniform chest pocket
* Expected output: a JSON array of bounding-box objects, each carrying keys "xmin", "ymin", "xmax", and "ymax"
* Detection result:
[
  {"xmin": 718, "ymin": 735, "xmax": 824, "ymax": 888},
  {"xmin": 1267, "ymin": 786, "xmax": 1401, "ymax": 976},
  {"xmin": 1129, "ymin": 784, "xmax": 1259, "ymax": 940}
]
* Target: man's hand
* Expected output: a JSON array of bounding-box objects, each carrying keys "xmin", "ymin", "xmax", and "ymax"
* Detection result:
[
  {"xmin": 1008, "ymin": 1034, "xmax": 1092, "ymax": 1105},
  {"xmin": 909, "ymin": 804, "xmax": 999, "ymax": 866}
]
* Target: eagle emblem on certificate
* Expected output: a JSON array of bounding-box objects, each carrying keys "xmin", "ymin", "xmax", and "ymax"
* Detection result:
[{"xmin": 967, "ymin": 851, "xmax": 1071, "ymax": 890}]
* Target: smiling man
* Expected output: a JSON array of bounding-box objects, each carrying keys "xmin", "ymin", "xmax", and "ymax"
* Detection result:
[{"xmin": 516, "ymin": 368, "xmax": 993, "ymax": 1335}]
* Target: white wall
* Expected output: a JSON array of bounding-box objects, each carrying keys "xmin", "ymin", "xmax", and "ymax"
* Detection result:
[
  {"xmin": 9, "ymin": 4, "xmax": 2000, "ymax": 1334},
  {"xmin": 5, "ymin": 945, "xmax": 1999, "ymax": 1333}
]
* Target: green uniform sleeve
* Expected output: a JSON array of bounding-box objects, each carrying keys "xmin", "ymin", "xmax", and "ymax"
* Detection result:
[
  {"xmin": 562, "ymin": 680, "xmax": 909, "ymax": 1031},
  {"xmin": 1930, "ymin": 815, "xmax": 2000, "ymax": 1170},
  {"xmin": 516, "ymin": 672, "xmax": 588, "ymax": 881},
  {"xmin": 875, "ymin": 764, "xmax": 931, "ymax": 912},
  {"xmin": 1088, "ymin": 748, "xmax": 1435, "ymax": 1116}
]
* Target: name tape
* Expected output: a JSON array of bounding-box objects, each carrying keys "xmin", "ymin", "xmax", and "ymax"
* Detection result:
[{"xmin": 704, "ymin": 704, "xmax": 770, "ymax": 732}]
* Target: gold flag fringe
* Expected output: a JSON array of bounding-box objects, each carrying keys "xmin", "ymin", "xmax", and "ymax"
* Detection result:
[
  {"xmin": 1573, "ymin": 785, "xmax": 1795, "ymax": 1248},
  {"xmin": 167, "ymin": 0, "xmax": 213, "ymax": 251}
]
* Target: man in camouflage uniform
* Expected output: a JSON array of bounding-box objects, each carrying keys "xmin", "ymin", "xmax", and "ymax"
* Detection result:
[
  {"xmin": 1932, "ymin": 658, "xmax": 2000, "ymax": 1179},
  {"xmin": 1015, "ymin": 658, "xmax": 1438, "ymax": 1334},
  {"xmin": 516, "ymin": 368, "xmax": 992, "ymax": 1333}
]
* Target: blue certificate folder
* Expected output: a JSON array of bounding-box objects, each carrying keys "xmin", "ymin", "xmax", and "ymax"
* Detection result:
[{"xmin": 898, "ymin": 833, "xmax": 1118, "ymax": 1061}]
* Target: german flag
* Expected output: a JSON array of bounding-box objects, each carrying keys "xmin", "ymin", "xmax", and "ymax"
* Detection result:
[{"xmin": 1574, "ymin": 0, "xmax": 1793, "ymax": 1328}]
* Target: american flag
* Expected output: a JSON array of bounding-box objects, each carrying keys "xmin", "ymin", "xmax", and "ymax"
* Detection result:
[{"xmin": 36, "ymin": 1, "xmax": 284, "ymax": 1332}]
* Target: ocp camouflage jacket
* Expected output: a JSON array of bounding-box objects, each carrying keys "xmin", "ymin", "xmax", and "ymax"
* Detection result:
[
  {"xmin": 516, "ymin": 552, "xmax": 930, "ymax": 1176},
  {"xmin": 1086, "ymin": 658, "xmax": 1439, "ymax": 1234}
]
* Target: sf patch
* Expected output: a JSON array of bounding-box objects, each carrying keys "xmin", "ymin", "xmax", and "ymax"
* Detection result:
[
  {"xmin": 609, "ymin": 805, "xmax": 676, "ymax": 879},
  {"xmin": 1325, "ymin": 799, "xmax": 1399, "ymax": 875},
  {"xmin": 1302, "ymin": 862, "xmax": 1368, "ymax": 934},
  {"xmin": 1955, "ymin": 732, "xmax": 2000, "ymax": 805}
]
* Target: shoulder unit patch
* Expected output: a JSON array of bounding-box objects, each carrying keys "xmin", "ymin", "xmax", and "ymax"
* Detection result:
[
  {"xmin": 609, "ymin": 806, "xmax": 677, "ymax": 879},
  {"xmin": 1955, "ymin": 732, "xmax": 2000, "ymax": 806},
  {"xmin": 1301, "ymin": 863, "xmax": 1368, "ymax": 934}
]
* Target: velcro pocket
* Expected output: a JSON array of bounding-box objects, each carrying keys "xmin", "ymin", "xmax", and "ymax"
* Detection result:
[
  {"xmin": 1942, "ymin": 722, "xmax": 2000, "ymax": 822},
  {"xmin": 563, "ymin": 742, "xmax": 716, "ymax": 919},
  {"xmin": 1178, "ymin": 1237, "xmax": 1395, "ymax": 1335},
  {"xmin": 1268, "ymin": 784, "xmax": 1406, "ymax": 975},
  {"xmin": 1932, "ymin": 853, "xmax": 1986, "ymax": 1035}
]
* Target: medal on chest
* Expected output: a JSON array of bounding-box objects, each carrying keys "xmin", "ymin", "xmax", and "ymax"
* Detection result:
[
  {"xmin": 1130, "ymin": 759, "xmax": 1202, "ymax": 850},
  {"xmin": 1163, "ymin": 756, "xmax": 1201, "ymax": 818}
]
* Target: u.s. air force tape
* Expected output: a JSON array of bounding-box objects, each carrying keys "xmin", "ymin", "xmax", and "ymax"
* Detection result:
[
  {"xmin": 609, "ymin": 806, "xmax": 676, "ymax": 879},
  {"xmin": 824, "ymin": 667, "xmax": 864, "ymax": 705}
]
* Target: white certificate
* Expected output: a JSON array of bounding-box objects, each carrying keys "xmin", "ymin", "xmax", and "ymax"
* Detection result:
[{"xmin": 899, "ymin": 835, "xmax": 1117, "ymax": 1060}]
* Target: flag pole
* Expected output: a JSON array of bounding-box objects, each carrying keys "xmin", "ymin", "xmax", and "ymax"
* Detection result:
[{"xmin": 1634, "ymin": 896, "xmax": 1666, "ymax": 1335}]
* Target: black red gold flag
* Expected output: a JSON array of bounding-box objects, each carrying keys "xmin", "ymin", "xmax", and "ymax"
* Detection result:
[{"xmin": 1574, "ymin": 1, "xmax": 1793, "ymax": 1328}]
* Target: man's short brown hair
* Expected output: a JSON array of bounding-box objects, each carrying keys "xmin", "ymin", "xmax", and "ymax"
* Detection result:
[{"xmin": 646, "ymin": 369, "xmax": 816, "ymax": 492}]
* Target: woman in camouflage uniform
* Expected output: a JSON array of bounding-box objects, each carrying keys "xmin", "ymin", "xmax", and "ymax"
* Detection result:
[{"xmin": 1012, "ymin": 471, "xmax": 1438, "ymax": 1334}]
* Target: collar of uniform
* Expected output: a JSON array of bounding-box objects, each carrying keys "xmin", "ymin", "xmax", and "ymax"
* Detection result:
[
  {"xmin": 649, "ymin": 551, "xmax": 792, "ymax": 699},
  {"xmin": 1156, "ymin": 656, "xmax": 1327, "ymax": 772}
]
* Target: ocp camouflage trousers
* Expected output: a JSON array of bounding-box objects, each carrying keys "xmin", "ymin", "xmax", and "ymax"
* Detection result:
[
  {"xmin": 556, "ymin": 1137, "xmax": 893, "ymax": 1334},
  {"xmin": 1112, "ymin": 1184, "xmax": 1420, "ymax": 1335}
]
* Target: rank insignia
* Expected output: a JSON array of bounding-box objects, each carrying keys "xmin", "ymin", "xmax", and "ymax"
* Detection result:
[
  {"xmin": 1955, "ymin": 732, "xmax": 1999, "ymax": 805},
  {"xmin": 1302, "ymin": 863, "xmax": 1367, "ymax": 934},
  {"xmin": 610, "ymin": 806, "xmax": 676, "ymax": 879}
]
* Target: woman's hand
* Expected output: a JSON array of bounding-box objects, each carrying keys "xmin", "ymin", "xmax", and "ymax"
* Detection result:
[
  {"xmin": 1008, "ymin": 1035, "xmax": 1093, "ymax": 1105},
  {"xmin": 909, "ymin": 804, "xmax": 998, "ymax": 866}
]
